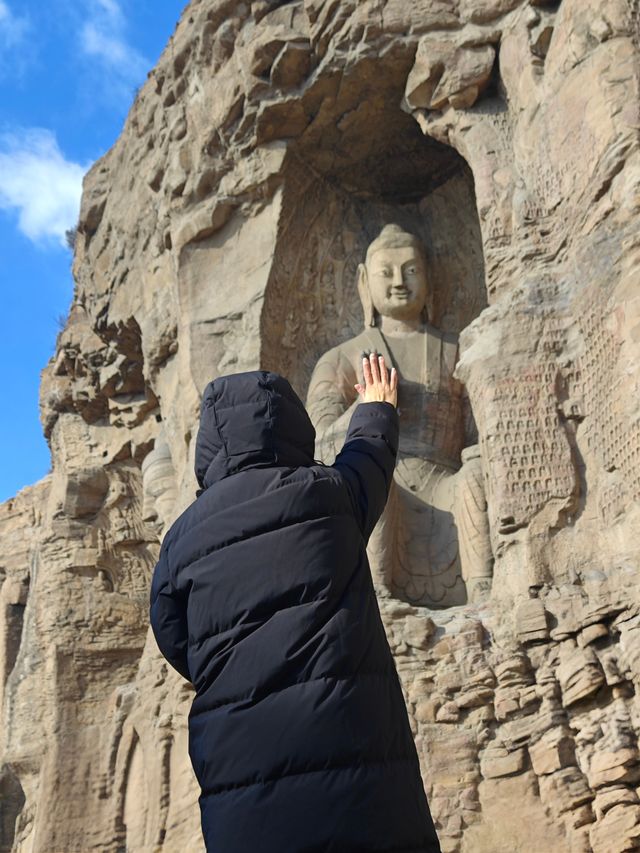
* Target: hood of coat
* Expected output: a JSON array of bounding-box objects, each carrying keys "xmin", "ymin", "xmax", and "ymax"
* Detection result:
[{"xmin": 195, "ymin": 370, "xmax": 316, "ymax": 491}]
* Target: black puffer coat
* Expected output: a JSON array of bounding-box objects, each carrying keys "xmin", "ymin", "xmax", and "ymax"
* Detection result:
[{"xmin": 150, "ymin": 370, "xmax": 440, "ymax": 853}]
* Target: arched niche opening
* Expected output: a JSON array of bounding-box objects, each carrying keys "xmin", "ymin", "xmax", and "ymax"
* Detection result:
[
  {"xmin": 0, "ymin": 765, "xmax": 25, "ymax": 851},
  {"xmin": 259, "ymin": 86, "xmax": 489, "ymax": 609},
  {"xmin": 119, "ymin": 729, "xmax": 149, "ymax": 850},
  {"xmin": 259, "ymin": 93, "xmax": 487, "ymax": 397}
]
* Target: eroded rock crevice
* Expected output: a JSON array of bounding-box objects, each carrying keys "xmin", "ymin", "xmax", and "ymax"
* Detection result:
[{"xmin": 1, "ymin": 1, "xmax": 639, "ymax": 851}]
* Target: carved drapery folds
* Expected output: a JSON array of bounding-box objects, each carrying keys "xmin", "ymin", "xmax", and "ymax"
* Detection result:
[{"xmin": 1, "ymin": 1, "xmax": 639, "ymax": 851}]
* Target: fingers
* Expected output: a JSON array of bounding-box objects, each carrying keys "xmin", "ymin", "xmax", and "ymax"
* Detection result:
[
  {"xmin": 369, "ymin": 351, "xmax": 381, "ymax": 385},
  {"xmin": 362, "ymin": 356, "xmax": 373, "ymax": 387},
  {"xmin": 361, "ymin": 354, "xmax": 397, "ymax": 402},
  {"xmin": 378, "ymin": 354, "xmax": 389, "ymax": 389}
]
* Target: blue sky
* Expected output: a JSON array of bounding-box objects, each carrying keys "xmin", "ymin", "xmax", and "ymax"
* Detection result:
[{"xmin": 0, "ymin": 0, "xmax": 184, "ymax": 502}]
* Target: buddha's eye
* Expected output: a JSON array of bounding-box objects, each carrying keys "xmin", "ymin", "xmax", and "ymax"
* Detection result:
[
  {"xmin": 379, "ymin": 268, "xmax": 391, "ymax": 277},
  {"xmin": 405, "ymin": 266, "xmax": 417, "ymax": 275}
]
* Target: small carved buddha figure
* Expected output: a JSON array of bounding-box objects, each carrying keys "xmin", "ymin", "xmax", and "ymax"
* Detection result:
[
  {"xmin": 307, "ymin": 224, "xmax": 492, "ymax": 606},
  {"xmin": 141, "ymin": 435, "xmax": 179, "ymax": 541}
]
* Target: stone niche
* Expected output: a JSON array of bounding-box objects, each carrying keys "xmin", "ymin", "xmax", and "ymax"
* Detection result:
[
  {"xmin": 260, "ymin": 103, "xmax": 487, "ymax": 394},
  {"xmin": 177, "ymin": 43, "xmax": 490, "ymax": 611},
  {"xmin": 2, "ymin": 2, "xmax": 640, "ymax": 852},
  {"xmin": 270, "ymin": 123, "xmax": 490, "ymax": 610},
  {"xmin": 177, "ymin": 49, "xmax": 486, "ymax": 401}
]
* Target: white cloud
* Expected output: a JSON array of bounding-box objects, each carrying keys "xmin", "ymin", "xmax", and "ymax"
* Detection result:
[
  {"xmin": 80, "ymin": 0, "xmax": 149, "ymax": 96},
  {"xmin": 0, "ymin": 129, "xmax": 89, "ymax": 248},
  {"xmin": 0, "ymin": 0, "xmax": 28, "ymax": 55}
]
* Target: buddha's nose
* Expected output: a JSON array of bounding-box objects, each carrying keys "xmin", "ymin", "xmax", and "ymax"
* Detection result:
[{"xmin": 391, "ymin": 268, "xmax": 404, "ymax": 287}]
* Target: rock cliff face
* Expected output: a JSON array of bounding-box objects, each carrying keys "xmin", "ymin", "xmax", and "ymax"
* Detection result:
[{"xmin": 1, "ymin": 1, "xmax": 639, "ymax": 851}]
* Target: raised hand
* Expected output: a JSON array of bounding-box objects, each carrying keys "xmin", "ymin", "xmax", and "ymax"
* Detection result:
[{"xmin": 354, "ymin": 353, "xmax": 398, "ymax": 407}]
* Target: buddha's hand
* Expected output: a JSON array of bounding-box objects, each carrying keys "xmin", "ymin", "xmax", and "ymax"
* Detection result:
[{"xmin": 354, "ymin": 353, "xmax": 398, "ymax": 407}]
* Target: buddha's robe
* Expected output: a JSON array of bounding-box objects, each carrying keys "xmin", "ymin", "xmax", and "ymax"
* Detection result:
[{"xmin": 307, "ymin": 324, "xmax": 478, "ymax": 607}]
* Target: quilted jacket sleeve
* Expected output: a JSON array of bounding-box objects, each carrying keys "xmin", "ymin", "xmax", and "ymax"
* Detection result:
[
  {"xmin": 149, "ymin": 539, "xmax": 191, "ymax": 682},
  {"xmin": 332, "ymin": 401, "xmax": 399, "ymax": 543}
]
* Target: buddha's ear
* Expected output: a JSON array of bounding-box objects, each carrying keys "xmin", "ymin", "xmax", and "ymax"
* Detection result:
[{"xmin": 357, "ymin": 263, "xmax": 376, "ymax": 328}]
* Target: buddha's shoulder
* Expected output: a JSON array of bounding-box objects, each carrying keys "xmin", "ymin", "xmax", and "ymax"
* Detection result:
[
  {"xmin": 313, "ymin": 325, "xmax": 459, "ymax": 365},
  {"xmin": 426, "ymin": 322, "xmax": 458, "ymax": 346}
]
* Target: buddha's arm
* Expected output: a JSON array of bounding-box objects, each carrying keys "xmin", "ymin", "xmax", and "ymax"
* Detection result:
[
  {"xmin": 306, "ymin": 347, "xmax": 359, "ymax": 435},
  {"xmin": 462, "ymin": 386, "xmax": 479, "ymax": 447},
  {"xmin": 452, "ymin": 340, "xmax": 479, "ymax": 447}
]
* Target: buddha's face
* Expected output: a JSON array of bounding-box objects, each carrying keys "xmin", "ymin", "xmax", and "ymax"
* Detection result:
[
  {"xmin": 366, "ymin": 246, "xmax": 428, "ymax": 320},
  {"xmin": 141, "ymin": 449, "xmax": 178, "ymax": 539}
]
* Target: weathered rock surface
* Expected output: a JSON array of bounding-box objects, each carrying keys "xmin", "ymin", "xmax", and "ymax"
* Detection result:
[{"xmin": 1, "ymin": 1, "xmax": 639, "ymax": 851}]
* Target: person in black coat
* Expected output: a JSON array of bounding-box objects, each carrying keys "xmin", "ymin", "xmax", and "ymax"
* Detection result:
[{"xmin": 149, "ymin": 352, "xmax": 441, "ymax": 852}]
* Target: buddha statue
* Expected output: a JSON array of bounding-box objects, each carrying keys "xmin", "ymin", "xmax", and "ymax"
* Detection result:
[{"xmin": 306, "ymin": 224, "xmax": 493, "ymax": 606}]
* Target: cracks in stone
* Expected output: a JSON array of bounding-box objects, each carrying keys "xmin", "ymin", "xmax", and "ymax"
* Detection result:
[{"xmin": 551, "ymin": 369, "xmax": 587, "ymax": 530}]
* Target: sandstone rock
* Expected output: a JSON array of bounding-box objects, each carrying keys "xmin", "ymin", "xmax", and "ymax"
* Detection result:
[
  {"xmin": 578, "ymin": 623, "xmax": 608, "ymax": 647},
  {"xmin": 405, "ymin": 39, "xmax": 495, "ymax": 112},
  {"xmin": 588, "ymin": 749, "xmax": 640, "ymax": 789},
  {"xmin": 557, "ymin": 645, "xmax": 606, "ymax": 707},
  {"xmin": 547, "ymin": 593, "xmax": 585, "ymax": 642},
  {"xmin": 529, "ymin": 728, "xmax": 576, "ymax": 776},
  {"xmin": 1, "ymin": 0, "xmax": 639, "ymax": 850},
  {"xmin": 494, "ymin": 689, "xmax": 519, "ymax": 721},
  {"xmin": 456, "ymin": 686, "xmax": 495, "ymax": 710},
  {"xmin": 499, "ymin": 713, "xmax": 541, "ymax": 752},
  {"xmin": 598, "ymin": 650, "xmax": 626, "ymax": 687},
  {"xmin": 593, "ymin": 786, "xmax": 639, "ymax": 821},
  {"xmin": 480, "ymin": 745, "xmax": 526, "ymax": 780},
  {"xmin": 404, "ymin": 614, "xmax": 437, "ymax": 650},
  {"xmin": 1, "ymin": 578, "xmax": 29, "ymax": 607},
  {"xmin": 60, "ymin": 467, "xmax": 109, "ymax": 518},
  {"xmin": 493, "ymin": 652, "xmax": 533, "ymax": 688},
  {"xmin": 416, "ymin": 698, "xmax": 440, "ymax": 723},
  {"xmin": 538, "ymin": 767, "xmax": 594, "ymax": 817},
  {"xmin": 436, "ymin": 701, "xmax": 461, "ymax": 723},
  {"xmin": 589, "ymin": 804, "xmax": 640, "ymax": 853},
  {"xmin": 515, "ymin": 598, "xmax": 549, "ymax": 643},
  {"xmin": 270, "ymin": 40, "xmax": 312, "ymax": 88},
  {"xmin": 460, "ymin": 0, "xmax": 520, "ymax": 25},
  {"xmin": 463, "ymin": 772, "xmax": 572, "ymax": 852}
]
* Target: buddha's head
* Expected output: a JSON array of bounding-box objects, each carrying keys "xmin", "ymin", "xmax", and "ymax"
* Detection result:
[
  {"xmin": 141, "ymin": 437, "xmax": 178, "ymax": 540},
  {"xmin": 358, "ymin": 224, "xmax": 428, "ymax": 327}
]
